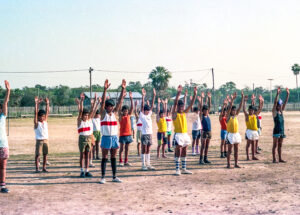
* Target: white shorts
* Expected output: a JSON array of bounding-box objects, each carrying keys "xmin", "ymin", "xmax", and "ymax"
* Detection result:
[
  {"xmin": 174, "ymin": 133, "xmax": 191, "ymax": 147},
  {"xmin": 226, "ymin": 132, "xmax": 242, "ymax": 144},
  {"xmin": 246, "ymin": 129, "xmax": 259, "ymax": 141}
]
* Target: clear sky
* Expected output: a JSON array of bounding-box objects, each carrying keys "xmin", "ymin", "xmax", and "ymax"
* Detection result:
[{"xmin": 1, "ymin": 0, "xmax": 300, "ymax": 90}]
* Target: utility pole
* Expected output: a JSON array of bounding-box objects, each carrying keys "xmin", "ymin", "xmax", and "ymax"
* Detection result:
[
  {"xmin": 268, "ymin": 79, "xmax": 273, "ymax": 111},
  {"xmin": 253, "ymin": 83, "xmax": 255, "ymax": 93},
  {"xmin": 212, "ymin": 68, "xmax": 215, "ymax": 113},
  {"xmin": 89, "ymin": 67, "xmax": 93, "ymax": 102}
]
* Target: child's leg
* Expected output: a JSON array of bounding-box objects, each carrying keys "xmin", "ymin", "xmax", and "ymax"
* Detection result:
[
  {"xmin": 89, "ymin": 145, "xmax": 94, "ymax": 165},
  {"xmin": 101, "ymin": 149, "xmax": 109, "ymax": 178},
  {"xmin": 80, "ymin": 152, "xmax": 84, "ymax": 169},
  {"xmin": 42, "ymin": 154, "xmax": 47, "ymax": 171},
  {"xmin": 175, "ymin": 145, "xmax": 182, "ymax": 172},
  {"xmin": 110, "ymin": 148, "xmax": 118, "ymax": 178},
  {"xmin": 124, "ymin": 143, "xmax": 130, "ymax": 164},
  {"xmin": 196, "ymin": 137, "xmax": 200, "ymax": 154},
  {"xmin": 146, "ymin": 145, "xmax": 153, "ymax": 168},
  {"xmin": 35, "ymin": 155, "xmax": 40, "ymax": 171},
  {"xmin": 255, "ymin": 140, "xmax": 260, "ymax": 154},
  {"xmin": 272, "ymin": 137, "xmax": 278, "ymax": 163},
  {"xmin": 278, "ymin": 138, "xmax": 285, "ymax": 162},
  {"xmin": 234, "ymin": 144, "xmax": 240, "ymax": 168},
  {"xmin": 200, "ymin": 138, "xmax": 206, "ymax": 160},
  {"xmin": 204, "ymin": 139, "xmax": 210, "ymax": 156},
  {"xmin": 0, "ymin": 159, "xmax": 7, "ymax": 185},
  {"xmin": 251, "ymin": 140, "xmax": 258, "ymax": 160},
  {"xmin": 167, "ymin": 134, "xmax": 171, "ymax": 150},
  {"xmin": 132, "ymin": 130, "xmax": 135, "ymax": 139},
  {"xmin": 162, "ymin": 143, "xmax": 167, "ymax": 158},
  {"xmin": 84, "ymin": 148, "xmax": 89, "ymax": 171},
  {"xmin": 227, "ymin": 144, "xmax": 232, "ymax": 168},
  {"xmin": 141, "ymin": 144, "xmax": 146, "ymax": 167},
  {"xmin": 157, "ymin": 144, "xmax": 161, "ymax": 158},
  {"xmin": 96, "ymin": 141, "xmax": 100, "ymax": 159},
  {"xmin": 137, "ymin": 141, "xmax": 141, "ymax": 156},
  {"xmin": 119, "ymin": 143, "xmax": 124, "ymax": 164},
  {"xmin": 246, "ymin": 140, "xmax": 251, "ymax": 160},
  {"xmin": 181, "ymin": 146, "xmax": 187, "ymax": 170},
  {"xmin": 192, "ymin": 139, "xmax": 196, "ymax": 154}
]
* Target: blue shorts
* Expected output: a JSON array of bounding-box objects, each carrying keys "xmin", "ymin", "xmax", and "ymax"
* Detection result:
[
  {"xmin": 192, "ymin": 130, "xmax": 201, "ymax": 140},
  {"xmin": 101, "ymin": 135, "xmax": 119, "ymax": 149},
  {"xmin": 221, "ymin": 130, "xmax": 227, "ymax": 140},
  {"xmin": 119, "ymin": 135, "xmax": 133, "ymax": 144}
]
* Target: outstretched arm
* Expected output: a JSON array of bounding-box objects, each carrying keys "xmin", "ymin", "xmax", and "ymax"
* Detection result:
[
  {"xmin": 219, "ymin": 99, "xmax": 228, "ymax": 121},
  {"xmin": 257, "ymin": 95, "xmax": 264, "ymax": 115},
  {"xmin": 129, "ymin": 92, "xmax": 134, "ymax": 115},
  {"xmin": 184, "ymin": 87, "xmax": 197, "ymax": 113},
  {"xmin": 91, "ymin": 95, "xmax": 101, "ymax": 119},
  {"xmin": 34, "ymin": 96, "xmax": 42, "ymax": 128},
  {"xmin": 150, "ymin": 88, "xmax": 156, "ymax": 112},
  {"xmin": 183, "ymin": 89, "xmax": 188, "ymax": 109},
  {"xmin": 282, "ymin": 88, "xmax": 289, "ymax": 111},
  {"xmin": 243, "ymin": 94, "xmax": 249, "ymax": 121},
  {"xmin": 156, "ymin": 98, "xmax": 161, "ymax": 122},
  {"xmin": 163, "ymin": 98, "xmax": 168, "ymax": 114},
  {"xmin": 272, "ymin": 87, "xmax": 281, "ymax": 116},
  {"xmin": 172, "ymin": 85, "xmax": 182, "ymax": 119},
  {"xmin": 207, "ymin": 91, "xmax": 212, "ymax": 112},
  {"xmin": 3, "ymin": 80, "xmax": 10, "ymax": 116},
  {"xmin": 100, "ymin": 79, "xmax": 110, "ymax": 116},
  {"xmin": 226, "ymin": 95, "xmax": 235, "ymax": 120},
  {"xmin": 114, "ymin": 79, "xmax": 126, "ymax": 113},
  {"xmin": 134, "ymin": 100, "xmax": 139, "ymax": 119},
  {"xmin": 251, "ymin": 94, "xmax": 256, "ymax": 106},
  {"xmin": 236, "ymin": 91, "xmax": 244, "ymax": 116},
  {"xmin": 141, "ymin": 88, "xmax": 146, "ymax": 114}
]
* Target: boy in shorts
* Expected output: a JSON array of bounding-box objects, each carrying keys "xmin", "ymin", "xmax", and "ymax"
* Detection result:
[
  {"xmin": 134, "ymin": 101, "xmax": 142, "ymax": 156},
  {"xmin": 92, "ymin": 109, "xmax": 101, "ymax": 160},
  {"xmin": 156, "ymin": 98, "xmax": 167, "ymax": 158},
  {"xmin": 165, "ymin": 108, "xmax": 173, "ymax": 153},
  {"xmin": 219, "ymin": 100, "xmax": 228, "ymax": 158},
  {"xmin": 172, "ymin": 85, "xmax": 197, "ymax": 175},
  {"xmin": 139, "ymin": 88, "xmax": 156, "ymax": 170},
  {"xmin": 0, "ymin": 80, "xmax": 10, "ymax": 193},
  {"xmin": 34, "ymin": 96, "xmax": 50, "ymax": 173},
  {"xmin": 191, "ymin": 103, "xmax": 202, "ymax": 156},
  {"xmin": 119, "ymin": 91, "xmax": 134, "ymax": 166}
]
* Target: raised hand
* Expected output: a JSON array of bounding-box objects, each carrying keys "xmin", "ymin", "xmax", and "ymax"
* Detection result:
[
  {"xmin": 45, "ymin": 97, "xmax": 50, "ymax": 104},
  {"xmin": 142, "ymin": 88, "xmax": 146, "ymax": 97},
  {"xmin": 4, "ymin": 80, "xmax": 10, "ymax": 90},
  {"xmin": 251, "ymin": 94, "xmax": 256, "ymax": 100},
  {"xmin": 104, "ymin": 79, "xmax": 111, "ymax": 90},
  {"xmin": 153, "ymin": 88, "xmax": 156, "ymax": 96},
  {"xmin": 80, "ymin": 92, "xmax": 85, "ymax": 101},
  {"xmin": 207, "ymin": 91, "xmax": 211, "ymax": 98},
  {"xmin": 121, "ymin": 79, "xmax": 126, "ymax": 89},
  {"xmin": 129, "ymin": 91, "xmax": 133, "ymax": 99},
  {"xmin": 184, "ymin": 89, "xmax": 188, "ymax": 96},
  {"xmin": 164, "ymin": 98, "xmax": 168, "ymax": 104},
  {"xmin": 190, "ymin": 96, "xmax": 193, "ymax": 101},
  {"xmin": 201, "ymin": 92, "xmax": 205, "ymax": 98},
  {"xmin": 158, "ymin": 98, "xmax": 161, "ymax": 103},
  {"xmin": 223, "ymin": 99, "xmax": 228, "ymax": 105},
  {"xmin": 241, "ymin": 91, "xmax": 244, "ymax": 97},
  {"xmin": 35, "ymin": 96, "xmax": 39, "ymax": 104},
  {"xmin": 98, "ymin": 97, "xmax": 102, "ymax": 103},
  {"xmin": 286, "ymin": 88, "xmax": 290, "ymax": 95},
  {"xmin": 244, "ymin": 95, "xmax": 248, "ymax": 100},
  {"xmin": 177, "ymin": 85, "xmax": 183, "ymax": 93},
  {"xmin": 75, "ymin": 98, "xmax": 80, "ymax": 105},
  {"xmin": 146, "ymin": 100, "xmax": 150, "ymax": 106},
  {"xmin": 258, "ymin": 94, "xmax": 263, "ymax": 101},
  {"xmin": 277, "ymin": 87, "xmax": 281, "ymax": 94},
  {"xmin": 193, "ymin": 87, "xmax": 198, "ymax": 95},
  {"xmin": 232, "ymin": 92, "xmax": 237, "ymax": 100}
]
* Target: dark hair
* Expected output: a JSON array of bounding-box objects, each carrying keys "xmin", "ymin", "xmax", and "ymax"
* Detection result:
[
  {"xmin": 82, "ymin": 108, "xmax": 89, "ymax": 115},
  {"xmin": 248, "ymin": 105, "xmax": 255, "ymax": 110},
  {"xmin": 95, "ymin": 110, "xmax": 100, "ymax": 115},
  {"xmin": 202, "ymin": 105, "xmax": 209, "ymax": 111},
  {"xmin": 105, "ymin": 99, "xmax": 115, "ymax": 107},
  {"xmin": 177, "ymin": 100, "xmax": 184, "ymax": 106},
  {"xmin": 122, "ymin": 105, "xmax": 129, "ymax": 111},
  {"xmin": 231, "ymin": 105, "xmax": 237, "ymax": 111},
  {"xmin": 167, "ymin": 109, "xmax": 170, "ymax": 114},
  {"xmin": 0, "ymin": 103, "xmax": 2, "ymax": 109},
  {"xmin": 159, "ymin": 110, "xmax": 164, "ymax": 115},
  {"xmin": 254, "ymin": 106, "xmax": 258, "ymax": 111},
  {"xmin": 193, "ymin": 107, "xmax": 199, "ymax": 112},
  {"xmin": 144, "ymin": 105, "xmax": 150, "ymax": 111},
  {"xmin": 38, "ymin": 109, "xmax": 46, "ymax": 117}
]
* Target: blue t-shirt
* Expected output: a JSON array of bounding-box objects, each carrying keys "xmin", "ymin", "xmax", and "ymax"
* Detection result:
[
  {"xmin": 201, "ymin": 115, "xmax": 211, "ymax": 132},
  {"xmin": 0, "ymin": 113, "xmax": 8, "ymax": 148}
]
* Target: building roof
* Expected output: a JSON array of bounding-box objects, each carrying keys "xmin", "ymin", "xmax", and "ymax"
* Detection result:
[
  {"xmin": 170, "ymin": 95, "xmax": 185, "ymax": 100},
  {"xmin": 84, "ymin": 92, "xmax": 142, "ymax": 99}
]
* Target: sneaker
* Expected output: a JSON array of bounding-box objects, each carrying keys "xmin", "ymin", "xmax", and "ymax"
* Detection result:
[
  {"xmin": 0, "ymin": 187, "xmax": 9, "ymax": 193},
  {"xmin": 89, "ymin": 163, "xmax": 95, "ymax": 168},
  {"xmin": 220, "ymin": 153, "xmax": 225, "ymax": 158},
  {"xmin": 192, "ymin": 152, "xmax": 196, "ymax": 156},
  {"xmin": 112, "ymin": 177, "xmax": 122, "ymax": 183},
  {"xmin": 168, "ymin": 149, "xmax": 174, "ymax": 152},
  {"xmin": 258, "ymin": 147, "xmax": 262, "ymax": 151},
  {"xmin": 199, "ymin": 159, "xmax": 204, "ymax": 165},
  {"xmin": 175, "ymin": 169, "xmax": 181, "ymax": 176},
  {"xmin": 119, "ymin": 162, "xmax": 124, "ymax": 167},
  {"xmin": 204, "ymin": 159, "xmax": 211, "ymax": 164},
  {"xmin": 124, "ymin": 162, "xmax": 132, "ymax": 166},
  {"xmin": 142, "ymin": 166, "xmax": 148, "ymax": 171},
  {"xmin": 80, "ymin": 172, "xmax": 85, "ymax": 178},
  {"xmin": 99, "ymin": 178, "xmax": 106, "ymax": 184},
  {"xmin": 85, "ymin": 172, "xmax": 93, "ymax": 177},
  {"xmin": 147, "ymin": 165, "xmax": 156, "ymax": 170},
  {"xmin": 46, "ymin": 161, "xmax": 51, "ymax": 166},
  {"xmin": 182, "ymin": 169, "xmax": 193, "ymax": 174}
]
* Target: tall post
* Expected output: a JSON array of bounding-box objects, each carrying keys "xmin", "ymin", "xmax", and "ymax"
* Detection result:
[
  {"xmin": 268, "ymin": 79, "xmax": 273, "ymax": 111},
  {"xmin": 253, "ymin": 83, "xmax": 255, "ymax": 93},
  {"xmin": 89, "ymin": 67, "xmax": 93, "ymax": 103},
  {"xmin": 212, "ymin": 68, "xmax": 215, "ymax": 113}
]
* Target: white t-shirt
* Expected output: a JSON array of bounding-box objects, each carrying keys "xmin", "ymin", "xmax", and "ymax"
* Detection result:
[
  {"xmin": 0, "ymin": 113, "xmax": 8, "ymax": 148},
  {"xmin": 165, "ymin": 116, "xmax": 172, "ymax": 132},
  {"xmin": 35, "ymin": 121, "xmax": 49, "ymax": 140},
  {"xmin": 191, "ymin": 112, "xmax": 202, "ymax": 131},
  {"xmin": 92, "ymin": 118, "xmax": 101, "ymax": 131},
  {"xmin": 139, "ymin": 111, "xmax": 153, "ymax": 135}
]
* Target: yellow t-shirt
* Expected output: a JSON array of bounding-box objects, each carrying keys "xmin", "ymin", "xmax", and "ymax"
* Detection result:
[
  {"xmin": 173, "ymin": 113, "xmax": 187, "ymax": 133},
  {"xmin": 157, "ymin": 117, "xmax": 167, "ymax": 133},
  {"xmin": 246, "ymin": 115, "xmax": 258, "ymax": 131},
  {"xmin": 227, "ymin": 117, "xmax": 239, "ymax": 133}
]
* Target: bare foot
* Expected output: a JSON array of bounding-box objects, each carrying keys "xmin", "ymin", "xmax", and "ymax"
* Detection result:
[
  {"xmin": 252, "ymin": 157, "xmax": 259, "ymax": 160},
  {"xmin": 162, "ymin": 155, "xmax": 168, "ymax": 158},
  {"xmin": 35, "ymin": 169, "xmax": 40, "ymax": 173},
  {"xmin": 42, "ymin": 169, "xmax": 49, "ymax": 173},
  {"xmin": 279, "ymin": 159, "xmax": 286, "ymax": 163},
  {"xmin": 226, "ymin": 165, "xmax": 231, "ymax": 169},
  {"xmin": 256, "ymin": 151, "xmax": 260, "ymax": 154},
  {"xmin": 234, "ymin": 165, "xmax": 241, "ymax": 168}
]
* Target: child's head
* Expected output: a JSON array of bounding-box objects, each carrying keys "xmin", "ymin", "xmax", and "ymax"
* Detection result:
[
  {"xmin": 105, "ymin": 99, "xmax": 115, "ymax": 113},
  {"xmin": 121, "ymin": 105, "xmax": 129, "ymax": 116},
  {"xmin": 159, "ymin": 110, "xmax": 164, "ymax": 118},
  {"xmin": 276, "ymin": 99, "xmax": 283, "ymax": 111},
  {"xmin": 193, "ymin": 107, "xmax": 199, "ymax": 113},
  {"xmin": 82, "ymin": 108, "xmax": 89, "ymax": 121},
  {"xmin": 143, "ymin": 104, "xmax": 150, "ymax": 115},
  {"xmin": 177, "ymin": 100, "xmax": 184, "ymax": 113},
  {"xmin": 230, "ymin": 105, "xmax": 237, "ymax": 116},
  {"xmin": 167, "ymin": 109, "xmax": 170, "ymax": 116},
  {"xmin": 254, "ymin": 106, "xmax": 258, "ymax": 115},
  {"xmin": 202, "ymin": 105, "xmax": 209, "ymax": 116},
  {"xmin": 248, "ymin": 105, "xmax": 255, "ymax": 115},
  {"xmin": 94, "ymin": 110, "xmax": 100, "ymax": 118},
  {"xmin": 221, "ymin": 107, "xmax": 227, "ymax": 117},
  {"xmin": 38, "ymin": 110, "xmax": 46, "ymax": 122}
]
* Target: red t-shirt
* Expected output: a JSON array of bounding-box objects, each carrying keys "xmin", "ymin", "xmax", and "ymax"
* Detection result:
[
  {"xmin": 120, "ymin": 115, "xmax": 132, "ymax": 136},
  {"xmin": 220, "ymin": 116, "xmax": 227, "ymax": 130}
]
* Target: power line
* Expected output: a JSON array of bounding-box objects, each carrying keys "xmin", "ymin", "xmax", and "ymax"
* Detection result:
[
  {"xmin": 94, "ymin": 68, "xmax": 211, "ymax": 74},
  {"xmin": 0, "ymin": 69, "xmax": 88, "ymax": 74}
]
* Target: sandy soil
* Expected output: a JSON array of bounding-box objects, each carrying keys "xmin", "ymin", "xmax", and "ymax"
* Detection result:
[{"xmin": 1, "ymin": 112, "xmax": 300, "ymax": 215}]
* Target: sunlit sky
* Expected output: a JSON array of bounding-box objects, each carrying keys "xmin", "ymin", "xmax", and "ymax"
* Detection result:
[{"xmin": 0, "ymin": 0, "xmax": 300, "ymax": 90}]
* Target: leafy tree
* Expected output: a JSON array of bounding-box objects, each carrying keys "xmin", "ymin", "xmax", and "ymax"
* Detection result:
[
  {"xmin": 149, "ymin": 66, "xmax": 172, "ymax": 92},
  {"xmin": 292, "ymin": 63, "xmax": 300, "ymax": 101}
]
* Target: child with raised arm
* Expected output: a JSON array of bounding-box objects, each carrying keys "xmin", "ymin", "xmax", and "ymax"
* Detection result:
[
  {"xmin": 34, "ymin": 96, "xmax": 50, "ymax": 173},
  {"xmin": 165, "ymin": 100, "xmax": 173, "ymax": 152},
  {"xmin": 139, "ymin": 88, "xmax": 156, "ymax": 170},
  {"xmin": 119, "ymin": 91, "xmax": 134, "ymax": 166},
  {"xmin": 92, "ymin": 108, "xmax": 101, "ymax": 160},
  {"xmin": 156, "ymin": 98, "xmax": 168, "ymax": 158},
  {"xmin": 243, "ymin": 94, "xmax": 263, "ymax": 161},
  {"xmin": 199, "ymin": 92, "xmax": 212, "ymax": 164},
  {"xmin": 172, "ymin": 85, "xmax": 197, "ymax": 175},
  {"xmin": 134, "ymin": 100, "xmax": 142, "ymax": 156},
  {"xmin": 99, "ymin": 79, "xmax": 126, "ymax": 184},
  {"xmin": 251, "ymin": 94, "xmax": 264, "ymax": 154},
  {"xmin": 219, "ymin": 96, "xmax": 229, "ymax": 158},
  {"xmin": 0, "ymin": 81, "xmax": 10, "ymax": 193},
  {"xmin": 272, "ymin": 87, "xmax": 289, "ymax": 163},
  {"xmin": 225, "ymin": 92, "xmax": 243, "ymax": 168},
  {"xmin": 76, "ymin": 92, "xmax": 100, "ymax": 178},
  {"xmin": 191, "ymin": 95, "xmax": 203, "ymax": 156}
]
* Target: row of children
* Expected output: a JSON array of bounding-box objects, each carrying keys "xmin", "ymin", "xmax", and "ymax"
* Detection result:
[{"xmin": 0, "ymin": 80, "xmax": 289, "ymax": 192}]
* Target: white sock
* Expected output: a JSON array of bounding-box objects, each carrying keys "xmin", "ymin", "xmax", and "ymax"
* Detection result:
[
  {"xmin": 141, "ymin": 154, "xmax": 145, "ymax": 166},
  {"xmin": 85, "ymin": 168, "xmax": 89, "ymax": 173},
  {"xmin": 81, "ymin": 168, "xmax": 84, "ymax": 172},
  {"xmin": 147, "ymin": 154, "xmax": 151, "ymax": 166}
]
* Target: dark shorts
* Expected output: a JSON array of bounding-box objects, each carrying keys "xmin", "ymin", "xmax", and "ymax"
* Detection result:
[
  {"xmin": 273, "ymin": 134, "xmax": 286, "ymax": 138},
  {"xmin": 141, "ymin": 134, "xmax": 152, "ymax": 146},
  {"xmin": 157, "ymin": 132, "xmax": 167, "ymax": 146},
  {"xmin": 119, "ymin": 135, "xmax": 133, "ymax": 144},
  {"xmin": 36, "ymin": 139, "xmax": 49, "ymax": 156},
  {"xmin": 192, "ymin": 130, "xmax": 201, "ymax": 140},
  {"xmin": 202, "ymin": 131, "xmax": 212, "ymax": 139},
  {"xmin": 220, "ymin": 130, "xmax": 227, "ymax": 140}
]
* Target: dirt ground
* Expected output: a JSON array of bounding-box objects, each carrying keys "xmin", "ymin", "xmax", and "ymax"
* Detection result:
[{"xmin": 1, "ymin": 112, "xmax": 300, "ymax": 215}]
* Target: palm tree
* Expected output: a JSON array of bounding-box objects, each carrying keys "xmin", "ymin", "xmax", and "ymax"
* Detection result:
[
  {"xmin": 149, "ymin": 66, "xmax": 172, "ymax": 91},
  {"xmin": 292, "ymin": 63, "xmax": 300, "ymax": 101}
]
